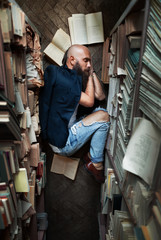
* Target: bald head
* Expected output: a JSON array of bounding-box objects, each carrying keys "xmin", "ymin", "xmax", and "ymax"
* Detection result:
[
  {"xmin": 65, "ymin": 45, "xmax": 92, "ymax": 76},
  {"xmin": 67, "ymin": 44, "xmax": 89, "ymax": 59}
]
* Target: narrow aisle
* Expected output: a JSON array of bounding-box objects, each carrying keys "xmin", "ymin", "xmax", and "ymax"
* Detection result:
[{"xmin": 44, "ymin": 143, "xmax": 101, "ymax": 240}]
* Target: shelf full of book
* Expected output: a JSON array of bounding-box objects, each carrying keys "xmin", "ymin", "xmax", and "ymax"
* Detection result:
[
  {"xmin": 0, "ymin": 1, "xmax": 47, "ymax": 239},
  {"xmin": 101, "ymin": 0, "xmax": 161, "ymax": 239}
]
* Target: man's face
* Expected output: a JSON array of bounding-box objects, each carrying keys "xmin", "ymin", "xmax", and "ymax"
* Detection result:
[
  {"xmin": 73, "ymin": 61, "xmax": 89, "ymax": 77},
  {"xmin": 73, "ymin": 48, "xmax": 91, "ymax": 77}
]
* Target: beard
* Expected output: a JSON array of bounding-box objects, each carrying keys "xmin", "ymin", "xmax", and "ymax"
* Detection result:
[{"xmin": 73, "ymin": 61, "xmax": 89, "ymax": 91}]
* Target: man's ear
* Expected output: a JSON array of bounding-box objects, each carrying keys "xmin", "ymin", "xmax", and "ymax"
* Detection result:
[{"xmin": 70, "ymin": 56, "xmax": 75, "ymax": 66}]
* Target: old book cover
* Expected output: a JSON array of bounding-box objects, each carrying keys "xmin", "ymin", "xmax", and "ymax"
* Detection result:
[
  {"xmin": 101, "ymin": 37, "xmax": 110, "ymax": 84},
  {"xmin": 0, "ymin": 201, "xmax": 5, "ymax": 229},
  {"xmin": 128, "ymin": 35, "xmax": 141, "ymax": 48},
  {"xmin": 0, "ymin": 24, "xmax": 8, "ymax": 97},
  {"xmin": 125, "ymin": 10, "xmax": 144, "ymax": 36},
  {"xmin": 20, "ymin": 129, "xmax": 31, "ymax": 158},
  {"xmin": 14, "ymin": 168, "xmax": 30, "ymax": 193},
  {"xmin": 0, "ymin": 110, "xmax": 21, "ymax": 141},
  {"xmin": 0, "ymin": 199, "xmax": 8, "ymax": 228},
  {"xmin": 50, "ymin": 154, "xmax": 80, "ymax": 180},
  {"xmin": 11, "ymin": 3, "xmax": 23, "ymax": 37},
  {"xmin": 4, "ymin": 51, "xmax": 15, "ymax": 103},
  {"xmin": 0, "ymin": 151, "xmax": 12, "ymax": 183},
  {"xmin": 142, "ymin": 217, "xmax": 160, "ymax": 240},
  {"xmin": 152, "ymin": 205, "xmax": 161, "ymax": 227},
  {"xmin": 0, "ymin": 183, "xmax": 15, "ymax": 220},
  {"xmin": 116, "ymin": 23, "xmax": 126, "ymax": 72},
  {"xmin": 28, "ymin": 143, "xmax": 40, "ymax": 167},
  {"xmin": 1, "ymin": 197, "xmax": 12, "ymax": 225},
  {"xmin": 9, "ymin": 182, "xmax": 17, "ymax": 211},
  {"xmin": 0, "ymin": 8, "xmax": 11, "ymax": 43},
  {"xmin": 155, "ymin": 189, "xmax": 161, "ymax": 205},
  {"xmin": 134, "ymin": 226, "xmax": 146, "ymax": 240},
  {"xmin": 28, "ymin": 90, "xmax": 34, "ymax": 116},
  {"xmin": 29, "ymin": 185, "xmax": 35, "ymax": 210}
]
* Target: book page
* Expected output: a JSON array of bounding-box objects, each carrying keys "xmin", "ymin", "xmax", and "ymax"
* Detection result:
[
  {"xmin": 44, "ymin": 43, "xmax": 64, "ymax": 66},
  {"xmin": 71, "ymin": 14, "xmax": 88, "ymax": 45},
  {"xmin": 64, "ymin": 157, "xmax": 80, "ymax": 180},
  {"xmin": 122, "ymin": 118, "xmax": 161, "ymax": 186},
  {"xmin": 52, "ymin": 28, "xmax": 71, "ymax": 52},
  {"xmin": 85, "ymin": 12, "xmax": 104, "ymax": 44},
  {"xmin": 50, "ymin": 154, "xmax": 80, "ymax": 180},
  {"xmin": 68, "ymin": 17, "xmax": 76, "ymax": 44}
]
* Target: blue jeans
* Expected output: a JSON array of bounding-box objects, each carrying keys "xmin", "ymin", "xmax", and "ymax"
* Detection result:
[{"xmin": 50, "ymin": 108, "xmax": 110, "ymax": 163}]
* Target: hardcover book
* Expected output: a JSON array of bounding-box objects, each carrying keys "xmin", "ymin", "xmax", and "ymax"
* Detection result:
[
  {"xmin": 43, "ymin": 28, "xmax": 71, "ymax": 66},
  {"xmin": 68, "ymin": 12, "xmax": 104, "ymax": 45}
]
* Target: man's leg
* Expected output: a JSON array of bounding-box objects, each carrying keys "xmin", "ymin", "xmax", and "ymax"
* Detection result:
[
  {"xmin": 51, "ymin": 109, "xmax": 110, "ymax": 183},
  {"xmin": 82, "ymin": 110, "xmax": 110, "ymax": 126},
  {"xmin": 55, "ymin": 109, "xmax": 110, "ymax": 156},
  {"xmin": 82, "ymin": 110, "xmax": 110, "ymax": 169}
]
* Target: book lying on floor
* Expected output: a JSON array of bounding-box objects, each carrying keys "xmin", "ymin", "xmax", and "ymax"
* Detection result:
[
  {"xmin": 43, "ymin": 28, "xmax": 71, "ymax": 66},
  {"xmin": 68, "ymin": 12, "xmax": 104, "ymax": 45},
  {"xmin": 50, "ymin": 154, "xmax": 80, "ymax": 180}
]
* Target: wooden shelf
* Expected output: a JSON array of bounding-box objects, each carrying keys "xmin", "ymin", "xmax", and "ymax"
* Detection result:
[{"xmin": 110, "ymin": 0, "xmax": 146, "ymax": 36}]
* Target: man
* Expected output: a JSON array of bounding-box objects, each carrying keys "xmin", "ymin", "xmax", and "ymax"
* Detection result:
[{"xmin": 39, "ymin": 45, "xmax": 110, "ymax": 183}]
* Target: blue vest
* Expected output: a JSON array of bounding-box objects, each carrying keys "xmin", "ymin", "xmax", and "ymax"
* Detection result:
[{"xmin": 39, "ymin": 65, "xmax": 82, "ymax": 148}]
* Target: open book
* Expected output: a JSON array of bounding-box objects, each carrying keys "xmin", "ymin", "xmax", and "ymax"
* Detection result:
[
  {"xmin": 43, "ymin": 28, "xmax": 71, "ymax": 66},
  {"xmin": 50, "ymin": 154, "xmax": 80, "ymax": 180},
  {"xmin": 68, "ymin": 12, "xmax": 104, "ymax": 45},
  {"xmin": 122, "ymin": 118, "xmax": 161, "ymax": 186}
]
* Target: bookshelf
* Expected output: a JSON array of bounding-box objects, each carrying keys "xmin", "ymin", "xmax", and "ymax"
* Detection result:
[
  {"xmin": 0, "ymin": 1, "xmax": 47, "ymax": 239},
  {"xmin": 101, "ymin": 0, "xmax": 161, "ymax": 239}
]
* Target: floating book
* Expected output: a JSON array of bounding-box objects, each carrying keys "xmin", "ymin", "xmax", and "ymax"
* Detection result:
[
  {"xmin": 50, "ymin": 154, "xmax": 80, "ymax": 180},
  {"xmin": 43, "ymin": 28, "xmax": 71, "ymax": 66},
  {"xmin": 68, "ymin": 12, "xmax": 104, "ymax": 45}
]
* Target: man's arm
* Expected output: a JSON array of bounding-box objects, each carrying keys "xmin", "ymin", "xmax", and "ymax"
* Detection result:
[
  {"xmin": 92, "ymin": 72, "xmax": 106, "ymax": 101},
  {"xmin": 79, "ymin": 74, "xmax": 95, "ymax": 107}
]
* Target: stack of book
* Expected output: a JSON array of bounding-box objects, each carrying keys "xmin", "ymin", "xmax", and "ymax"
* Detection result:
[
  {"xmin": 112, "ymin": 210, "xmax": 135, "ymax": 240},
  {"xmin": 0, "ymin": 1, "xmax": 47, "ymax": 237},
  {"xmin": 0, "ymin": 95, "xmax": 21, "ymax": 141},
  {"xmin": 132, "ymin": 181, "xmax": 153, "ymax": 226},
  {"xmin": 0, "ymin": 182, "xmax": 17, "ymax": 234},
  {"xmin": 114, "ymin": 49, "xmax": 140, "ymax": 183},
  {"xmin": 139, "ymin": 0, "xmax": 161, "ymax": 129},
  {"xmin": 26, "ymin": 24, "xmax": 44, "ymax": 88},
  {"xmin": 101, "ymin": 168, "xmax": 121, "ymax": 215}
]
